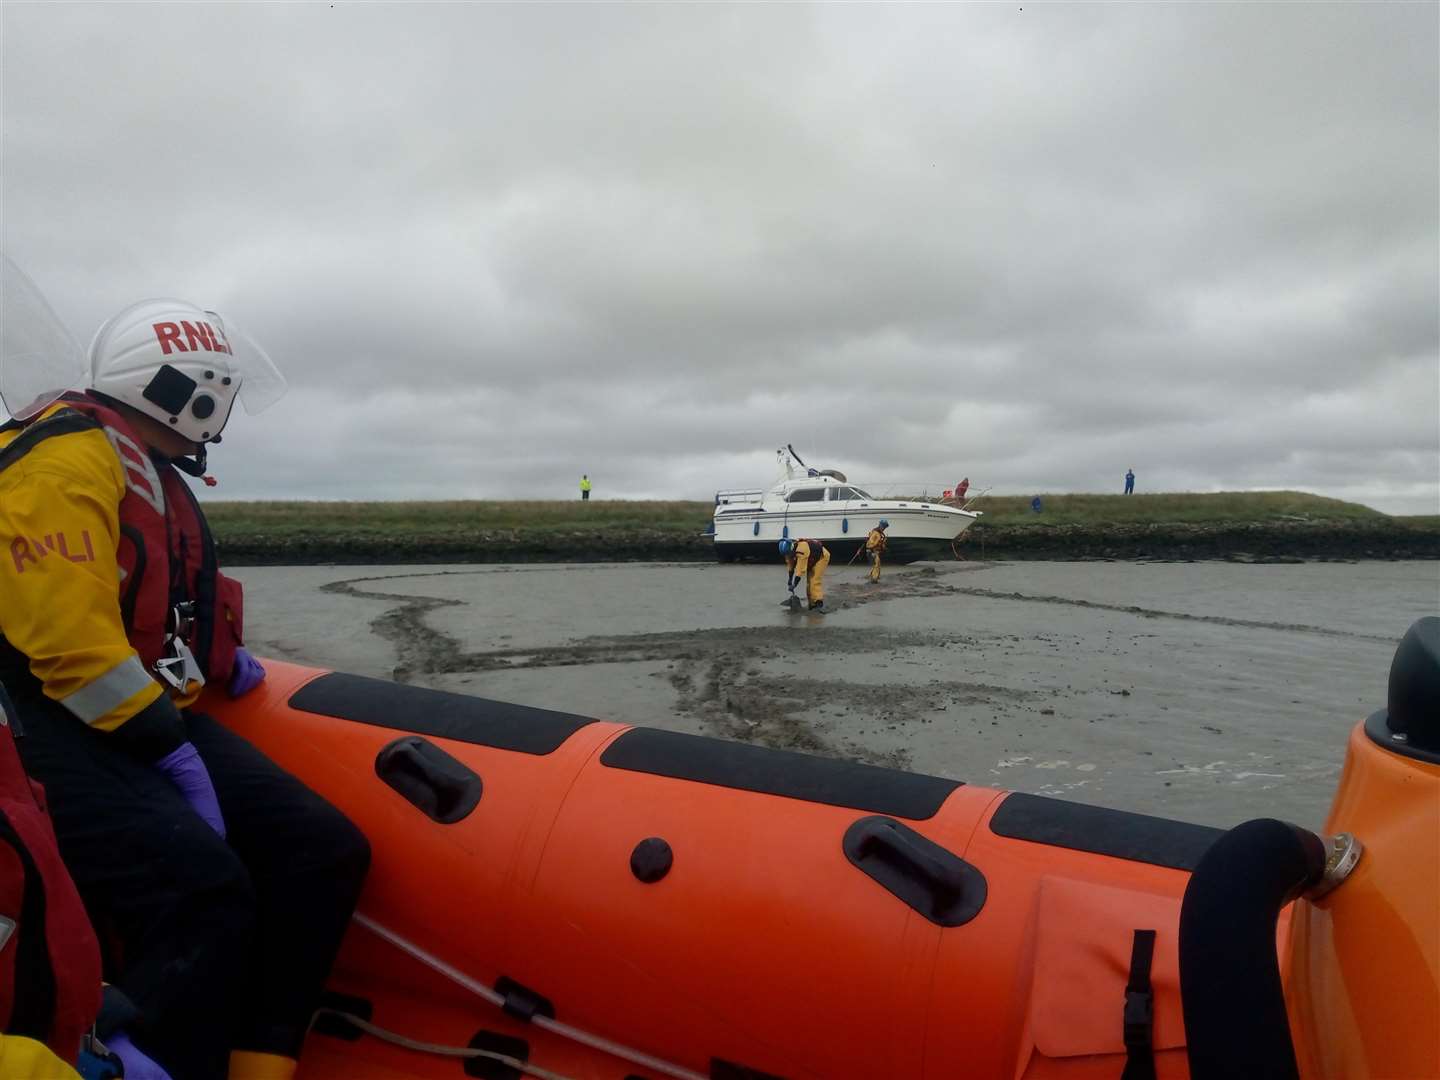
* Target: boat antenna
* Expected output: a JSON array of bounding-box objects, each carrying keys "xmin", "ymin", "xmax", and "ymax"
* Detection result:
[{"xmin": 787, "ymin": 443, "xmax": 807, "ymax": 468}]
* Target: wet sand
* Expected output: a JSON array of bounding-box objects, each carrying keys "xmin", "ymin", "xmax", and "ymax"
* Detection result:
[{"xmin": 232, "ymin": 559, "xmax": 1436, "ymax": 830}]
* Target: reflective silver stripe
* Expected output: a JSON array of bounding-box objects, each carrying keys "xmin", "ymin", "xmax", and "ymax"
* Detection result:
[{"xmin": 59, "ymin": 656, "xmax": 156, "ymax": 724}]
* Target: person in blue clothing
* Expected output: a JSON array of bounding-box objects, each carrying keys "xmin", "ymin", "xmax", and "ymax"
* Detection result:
[
  {"xmin": 1124, "ymin": 468, "xmax": 1135, "ymax": 495},
  {"xmin": 1031, "ymin": 495, "xmax": 1043, "ymax": 513}
]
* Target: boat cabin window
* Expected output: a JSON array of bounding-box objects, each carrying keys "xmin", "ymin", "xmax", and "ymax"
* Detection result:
[
  {"xmin": 829, "ymin": 486, "xmax": 872, "ymax": 501},
  {"xmin": 786, "ymin": 488, "xmax": 826, "ymax": 503}
]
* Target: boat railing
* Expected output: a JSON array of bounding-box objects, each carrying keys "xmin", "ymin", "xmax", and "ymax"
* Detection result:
[
  {"xmin": 714, "ymin": 488, "xmax": 764, "ymax": 506},
  {"xmin": 847, "ymin": 481, "xmax": 966, "ymax": 504},
  {"xmin": 715, "ymin": 481, "xmax": 973, "ymax": 507}
]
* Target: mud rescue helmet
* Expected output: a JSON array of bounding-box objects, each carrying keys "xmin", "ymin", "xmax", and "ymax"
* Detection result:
[
  {"xmin": 878, "ymin": 519, "xmax": 889, "ymax": 528},
  {"xmin": 87, "ymin": 298, "xmax": 287, "ymax": 445},
  {"xmin": 778, "ymin": 539, "xmax": 794, "ymax": 555}
]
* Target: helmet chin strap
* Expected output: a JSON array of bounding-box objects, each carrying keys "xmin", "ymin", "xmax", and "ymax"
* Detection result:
[
  {"xmin": 167, "ymin": 446, "xmax": 208, "ymax": 477},
  {"xmin": 156, "ymin": 434, "xmax": 219, "ymax": 479}
]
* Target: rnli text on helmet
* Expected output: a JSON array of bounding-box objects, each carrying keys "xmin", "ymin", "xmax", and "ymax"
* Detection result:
[{"xmin": 152, "ymin": 321, "xmax": 233, "ymax": 357}]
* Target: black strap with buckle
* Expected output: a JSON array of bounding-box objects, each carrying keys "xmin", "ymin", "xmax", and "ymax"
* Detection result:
[{"xmin": 1122, "ymin": 929, "xmax": 1157, "ymax": 1080}]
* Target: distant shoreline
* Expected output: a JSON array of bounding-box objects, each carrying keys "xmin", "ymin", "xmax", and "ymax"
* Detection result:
[{"xmin": 207, "ymin": 494, "xmax": 1439, "ymax": 565}]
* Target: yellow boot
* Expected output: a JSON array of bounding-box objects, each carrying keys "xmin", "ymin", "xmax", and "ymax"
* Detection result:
[{"xmin": 229, "ymin": 1050, "xmax": 298, "ymax": 1080}]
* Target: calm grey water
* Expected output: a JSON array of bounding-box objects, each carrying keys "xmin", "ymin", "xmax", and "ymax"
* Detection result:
[{"xmin": 233, "ymin": 559, "xmax": 1437, "ymax": 830}]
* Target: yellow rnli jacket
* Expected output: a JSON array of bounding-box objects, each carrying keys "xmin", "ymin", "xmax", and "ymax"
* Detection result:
[
  {"xmin": 785, "ymin": 539, "xmax": 825, "ymax": 577},
  {"xmin": 0, "ymin": 1034, "xmax": 83, "ymax": 1080},
  {"xmin": 865, "ymin": 528, "xmax": 888, "ymax": 553},
  {"xmin": 0, "ymin": 404, "xmax": 183, "ymax": 753}
]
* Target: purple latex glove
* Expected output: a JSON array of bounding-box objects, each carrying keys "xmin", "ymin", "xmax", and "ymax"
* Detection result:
[
  {"xmin": 105, "ymin": 1030, "xmax": 172, "ymax": 1080},
  {"xmin": 154, "ymin": 742, "xmax": 226, "ymax": 838},
  {"xmin": 228, "ymin": 646, "xmax": 266, "ymax": 698}
]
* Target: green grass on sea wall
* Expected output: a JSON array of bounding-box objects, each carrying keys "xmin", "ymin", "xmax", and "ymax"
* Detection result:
[
  {"xmin": 202, "ymin": 492, "xmax": 1437, "ymax": 564},
  {"xmin": 965, "ymin": 491, "xmax": 1389, "ymax": 525},
  {"xmin": 204, "ymin": 498, "xmax": 707, "ymax": 537}
]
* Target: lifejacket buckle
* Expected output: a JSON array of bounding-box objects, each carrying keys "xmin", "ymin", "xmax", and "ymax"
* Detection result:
[
  {"xmin": 169, "ymin": 601, "xmax": 197, "ymax": 641},
  {"xmin": 155, "ymin": 634, "xmax": 206, "ymax": 692},
  {"xmin": 79, "ymin": 1030, "xmax": 123, "ymax": 1080}
]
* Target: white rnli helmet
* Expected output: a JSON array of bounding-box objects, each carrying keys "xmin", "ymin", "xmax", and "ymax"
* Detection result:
[{"xmin": 87, "ymin": 298, "xmax": 286, "ymax": 443}]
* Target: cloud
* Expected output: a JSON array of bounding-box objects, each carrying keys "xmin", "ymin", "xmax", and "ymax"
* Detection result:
[{"xmin": 3, "ymin": 3, "xmax": 1435, "ymax": 513}]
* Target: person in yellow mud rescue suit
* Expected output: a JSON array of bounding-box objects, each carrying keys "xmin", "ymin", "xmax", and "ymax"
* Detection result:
[
  {"xmin": 780, "ymin": 537, "xmax": 830, "ymax": 612},
  {"xmin": 865, "ymin": 519, "xmax": 889, "ymax": 583},
  {"xmin": 0, "ymin": 297, "xmax": 370, "ymax": 1080}
]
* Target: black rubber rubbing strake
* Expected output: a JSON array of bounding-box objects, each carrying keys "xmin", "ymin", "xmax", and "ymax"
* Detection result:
[
  {"xmin": 601, "ymin": 728, "xmax": 961, "ymax": 819},
  {"xmin": 842, "ymin": 816, "xmax": 986, "ymax": 927},
  {"xmin": 989, "ymin": 793, "xmax": 1223, "ymax": 871},
  {"xmin": 374, "ymin": 736, "xmax": 482, "ymax": 824},
  {"xmin": 290, "ymin": 673, "xmax": 594, "ymax": 755},
  {"xmin": 630, "ymin": 837, "xmax": 673, "ymax": 883},
  {"xmin": 465, "ymin": 1030, "xmax": 530, "ymax": 1080}
]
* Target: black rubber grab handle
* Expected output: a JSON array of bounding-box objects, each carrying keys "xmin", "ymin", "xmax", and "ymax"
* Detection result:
[
  {"xmin": 375, "ymin": 736, "xmax": 483, "ymax": 824},
  {"xmin": 1180, "ymin": 818, "xmax": 1326, "ymax": 1080},
  {"xmin": 843, "ymin": 815, "xmax": 987, "ymax": 927}
]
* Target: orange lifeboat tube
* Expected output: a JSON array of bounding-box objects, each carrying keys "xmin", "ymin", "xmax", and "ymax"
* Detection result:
[{"xmin": 200, "ymin": 643, "xmax": 1438, "ymax": 1080}]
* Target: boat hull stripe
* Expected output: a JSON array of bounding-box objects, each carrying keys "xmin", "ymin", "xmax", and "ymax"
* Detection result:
[
  {"xmin": 289, "ymin": 672, "xmax": 594, "ymax": 755},
  {"xmin": 600, "ymin": 727, "xmax": 962, "ymax": 819},
  {"xmin": 988, "ymin": 792, "xmax": 1223, "ymax": 871}
]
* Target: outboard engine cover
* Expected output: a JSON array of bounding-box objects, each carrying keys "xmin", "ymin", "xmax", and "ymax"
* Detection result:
[{"xmin": 1376, "ymin": 615, "xmax": 1440, "ymax": 759}]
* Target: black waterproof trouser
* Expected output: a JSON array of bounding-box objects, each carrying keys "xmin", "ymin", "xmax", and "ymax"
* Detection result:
[{"xmin": 12, "ymin": 692, "xmax": 370, "ymax": 1080}]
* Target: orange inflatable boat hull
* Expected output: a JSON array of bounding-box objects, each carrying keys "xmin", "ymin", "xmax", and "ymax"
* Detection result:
[{"xmin": 198, "ymin": 649, "xmax": 1438, "ymax": 1080}]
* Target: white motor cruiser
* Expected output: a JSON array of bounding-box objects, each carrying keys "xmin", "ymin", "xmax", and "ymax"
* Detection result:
[{"xmin": 711, "ymin": 446, "xmax": 981, "ymax": 563}]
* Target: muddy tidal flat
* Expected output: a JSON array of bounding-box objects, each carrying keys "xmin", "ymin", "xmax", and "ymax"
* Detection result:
[{"xmin": 232, "ymin": 559, "xmax": 1436, "ymax": 831}]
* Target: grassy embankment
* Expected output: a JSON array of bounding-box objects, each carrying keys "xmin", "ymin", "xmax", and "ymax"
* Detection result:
[
  {"xmin": 956, "ymin": 492, "xmax": 1437, "ymax": 561},
  {"xmin": 206, "ymin": 492, "xmax": 1439, "ymax": 564},
  {"xmin": 206, "ymin": 500, "xmax": 706, "ymax": 563}
]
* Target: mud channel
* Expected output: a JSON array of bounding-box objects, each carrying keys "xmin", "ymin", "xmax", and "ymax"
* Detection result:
[{"xmin": 232, "ymin": 559, "xmax": 1436, "ymax": 830}]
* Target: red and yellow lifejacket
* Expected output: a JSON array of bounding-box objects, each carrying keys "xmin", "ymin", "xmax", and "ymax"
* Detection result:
[{"xmin": 57, "ymin": 393, "xmax": 243, "ymax": 685}]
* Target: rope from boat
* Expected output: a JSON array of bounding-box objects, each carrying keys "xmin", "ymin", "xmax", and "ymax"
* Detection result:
[
  {"xmin": 352, "ymin": 912, "xmax": 707, "ymax": 1080},
  {"xmin": 959, "ymin": 486, "xmax": 991, "ymax": 512},
  {"xmin": 309, "ymin": 1009, "xmax": 576, "ymax": 1080}
]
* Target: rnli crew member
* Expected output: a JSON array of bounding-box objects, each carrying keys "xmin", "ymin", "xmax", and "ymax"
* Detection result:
[
  {"xmin": 0, "ymin": 299, "xmax": 370, "ymax": 1080},
  {"xmin": 580, "ymin": 474, "xmax": 592, "ymax": 500},
  {"xmin": 779, "ymin": 537, "xmax": 830, "ymax": 612},
  {"xmin": 865, "ymin": 519, "xmax": 889, "ymax": 583}
]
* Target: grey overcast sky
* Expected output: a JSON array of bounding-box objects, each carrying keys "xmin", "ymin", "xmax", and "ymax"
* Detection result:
[{"xmin": 2, "ymin": 2, "xmax": 1436, "ymax": 512}]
